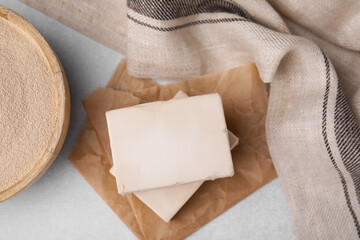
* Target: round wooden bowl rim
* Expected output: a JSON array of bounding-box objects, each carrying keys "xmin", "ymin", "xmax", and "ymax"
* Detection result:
[{"xmin": 0, "ymin": 5, "xmax": 70, "ymax": 202}]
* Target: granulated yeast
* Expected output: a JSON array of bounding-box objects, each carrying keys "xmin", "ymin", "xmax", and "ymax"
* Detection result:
[{"xmin": 0, "ymin": 17, "xmax": 58, "ymax": 192}]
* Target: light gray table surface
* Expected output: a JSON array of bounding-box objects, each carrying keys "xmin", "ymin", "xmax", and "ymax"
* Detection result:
[{"xmin": 0, "ymin": 1, "xmax": 296, "ymax": 239}]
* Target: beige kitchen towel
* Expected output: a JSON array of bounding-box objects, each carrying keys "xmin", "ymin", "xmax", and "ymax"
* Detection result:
[
  {"xmin": 23, "ymin": 0, "xmax": 360, "ymax": 239},
  {"xmin": 20, "ymin": 0, "xmax": 128, "ymax": 54},
  {"xmin": 123, "ymin": 3, "xmax": 360, "ymax": 240}
]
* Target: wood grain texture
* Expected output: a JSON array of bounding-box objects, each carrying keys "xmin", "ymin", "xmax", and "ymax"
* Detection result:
[{"xmin": 0, "ymin": 5, "xmax": 70, "ymax": 202}]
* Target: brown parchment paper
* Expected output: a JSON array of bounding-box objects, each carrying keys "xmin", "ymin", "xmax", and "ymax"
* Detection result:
[{"xmin": 68, "ymin": 60, "xmax": 276, "ymax": 240}]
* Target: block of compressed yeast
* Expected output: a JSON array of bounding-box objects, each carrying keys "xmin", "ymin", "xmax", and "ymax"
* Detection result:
[
  {"xmin": 106, "ymin": 93, "xmax": 234, "ymax": 195},
  {"xmin": 109, "ymin": 91, "xmax": 239, "ymax": 222}
]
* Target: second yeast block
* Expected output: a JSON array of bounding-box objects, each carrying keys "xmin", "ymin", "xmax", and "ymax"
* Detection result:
[{"xmin": 106, "ymin": 93, "xmax": 234, "ymax": 195}]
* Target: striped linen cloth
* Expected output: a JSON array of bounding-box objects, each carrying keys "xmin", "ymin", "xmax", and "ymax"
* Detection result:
[{"xmin": 21, "ymin": 0, "xmax": 360, "ymax": 239}]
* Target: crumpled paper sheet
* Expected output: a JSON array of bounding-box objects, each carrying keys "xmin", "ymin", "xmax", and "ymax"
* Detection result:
[{"xmin": 68, "ymin": 60, "xmax": 276, "ymax": 240}]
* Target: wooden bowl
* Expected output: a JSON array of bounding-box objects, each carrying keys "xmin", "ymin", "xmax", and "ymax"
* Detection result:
[{"xmin": 0, "ymin": 6, "xmax": 70, "ymax": 201}]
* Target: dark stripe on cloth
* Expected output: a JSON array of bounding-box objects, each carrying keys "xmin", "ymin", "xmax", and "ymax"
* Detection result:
[
  {"xmin": 127, "ymin": 14, "xmax": 248, "ymax": 32},
  {"xmin": 334, "ymin": 82, "xmax": 360, "ymax": 204},
  {"xmin": 321, "ymin": 52, "xmax": 360, "ymax": 237},
  {"xmin": 128, "ymin": 0, "xmax": 253, "ymax": 21}
]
